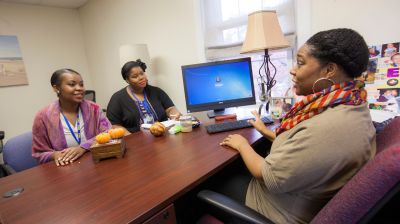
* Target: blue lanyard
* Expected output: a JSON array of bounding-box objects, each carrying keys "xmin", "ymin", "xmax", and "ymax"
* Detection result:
[
  {"xmin": 62, "ymin": 111, "xmax": 81, "ymax": 144},
  {"xmin": 130, "ymin": 88, "xmax": 158, "ymax": 121}
]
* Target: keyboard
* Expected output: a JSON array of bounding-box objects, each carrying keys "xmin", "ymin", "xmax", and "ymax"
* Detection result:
[{"xmin": 205, "ymin": 117, "xmax": 273, "ymax": 134}]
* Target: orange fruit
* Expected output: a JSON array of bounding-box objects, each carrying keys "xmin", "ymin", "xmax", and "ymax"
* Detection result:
[
  {"xmin": 150, "ymin": 122, "xmax": 166, "ymax": 137},
  {"xmin": 95, "ymin": 133, "xmax": 111, "ymax": 144},
  {"xmin": 108, "ymin": 128, "xmax": 125, "ymax": 139}
]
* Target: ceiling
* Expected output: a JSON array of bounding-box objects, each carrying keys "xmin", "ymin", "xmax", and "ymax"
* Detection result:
[{"xmin": 0, "ymin": 0, "xmax": 90, "ymax": 9}]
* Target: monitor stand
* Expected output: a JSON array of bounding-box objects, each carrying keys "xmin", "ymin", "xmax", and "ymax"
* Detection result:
[{"xmin": 207, "ymin": 108, "xmax": 234, "ymax": 118}]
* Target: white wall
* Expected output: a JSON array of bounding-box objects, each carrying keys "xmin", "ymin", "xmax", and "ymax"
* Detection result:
[
  {"xmin": 79, "ymin": 0, "xmax": 204, "ymax": 111},
  {"xmin": 3, "ymin": 0, "xmax": 398, "ymax": 140},
  {"xmin": 296, "ymin": 0, "xmax": 400, "ymax": 46},
  {"xmin": 81, "ymin": 0, "xmax": 399, "ymax": 112},
  {"xmin": 0, "ymin": 2, "xmax": 91, "ymax": 140}
]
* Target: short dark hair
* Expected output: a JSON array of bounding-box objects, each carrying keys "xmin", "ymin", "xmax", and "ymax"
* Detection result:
[
  {"xmin": 121, "ymin": 59, "xmax": 147, "ymax": 80},
  {"xmin": 306, "ymin": 28, "xmax": 369, "ymax": 78},
  {"xmin": 50, "ymin": 68, "xmax": 81, "ymax": 86}
]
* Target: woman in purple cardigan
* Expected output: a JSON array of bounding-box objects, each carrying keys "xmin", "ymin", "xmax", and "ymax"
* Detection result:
[{"xmin": 32, "ymin": 69, "xmax": 111, "ymax": 166}]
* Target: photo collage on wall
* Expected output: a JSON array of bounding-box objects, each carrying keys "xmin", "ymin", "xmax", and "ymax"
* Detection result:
[{"xmin": 358, "ymin": 42, "xmax": 400, "ymax": 114}]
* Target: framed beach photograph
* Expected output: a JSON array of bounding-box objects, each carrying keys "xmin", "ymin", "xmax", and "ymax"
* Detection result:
[{"xmin": 0, "ymin": 35, "xmax": 28, "ymax": 87}]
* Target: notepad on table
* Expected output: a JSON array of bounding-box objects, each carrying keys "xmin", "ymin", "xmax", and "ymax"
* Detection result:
[{"xmin": 141, "ymin": 120, "xmax": 178, "ymax": 129}]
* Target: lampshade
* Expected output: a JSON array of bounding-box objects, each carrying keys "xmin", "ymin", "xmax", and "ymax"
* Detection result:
[
  {"xmin": 241, "ymin": 10, "xmax": 289, "ymax": 53},
  {"xmin": 119, "ymin": 44, "xmax": 151, "ymax": 67}
]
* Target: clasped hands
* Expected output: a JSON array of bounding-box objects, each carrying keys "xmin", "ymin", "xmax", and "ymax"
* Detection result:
[
  {"xmin": 53, "ymin": 146, "xmax": 86, "ymax": 166},
  {"xmin": 169, "ymin": 113, "xmax": 181, "ymax": 120},
  {"xmin": 220, "ymin": 111, "xmax": 269, "ymax": 151}
]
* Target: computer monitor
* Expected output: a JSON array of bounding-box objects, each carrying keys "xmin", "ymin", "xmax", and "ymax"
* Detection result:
[{"xmin": 181, "ymin": 57, "xmax": 256, "ymax": 118}]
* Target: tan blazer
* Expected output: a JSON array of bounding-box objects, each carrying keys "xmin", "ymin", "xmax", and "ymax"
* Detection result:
[{"xmin": 246, "ymin": 103, "xmax": 376, "ymax": 224}]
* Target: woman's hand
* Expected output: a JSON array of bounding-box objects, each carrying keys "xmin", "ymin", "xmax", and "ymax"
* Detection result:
[
  {"xmin": 166, "ymin": 106, "xmax": 181, "ymax": 120},
  {"xmin": 221, "ymin": 134, "xmax": 265, "ymax": 179},
  {"xmin": 53, "ymin": 151, "xmax": 66, "ymax": 166},
  {"xmin": 53, "ymin": 147, "xmax": 86, "ymax": 166},
  {"xmin": 220, "ymin": 134, "xmax": 249, "ymax": 152},
  {"xmin": 61, "ymin": 147, "xmax": 86, "ymax": 163},
  {"xmin": 248, "ymin": 110, "xmax": 276, "ymax": 141},
  {"xmin": 248, "ymin": 110, "xmax": 268, "ymax": 133},
  {"xmin": 169, "ymin": 113, "xmax": 181, "ymax": 120}
]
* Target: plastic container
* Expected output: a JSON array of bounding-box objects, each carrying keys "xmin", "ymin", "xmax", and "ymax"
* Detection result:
[{"xmin": 179, "ymin": 115, "xmax": 193, "ymax": 132}]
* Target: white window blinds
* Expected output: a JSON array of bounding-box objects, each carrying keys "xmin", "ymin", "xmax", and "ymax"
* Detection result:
[
  {"xmin": 202, "ymin": 0, "xmax": 296, "ymax": 51},
  {"xmin": 201, "ymin": 0, "xmax": 296, "ymax": 99}
]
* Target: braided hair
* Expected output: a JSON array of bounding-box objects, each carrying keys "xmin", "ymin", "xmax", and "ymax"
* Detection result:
[
  {"xmin": 306, "ymin": 28, "xmax": 369, "ymax": 78},
  {"xmin": 121, "ymin": 59, "xmax": 148, "ymax": 80}
]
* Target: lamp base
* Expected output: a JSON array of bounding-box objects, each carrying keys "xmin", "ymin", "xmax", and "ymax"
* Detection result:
[{"xmin": 258, "ymin": 100, "xmax": 270, "ymax": 116}]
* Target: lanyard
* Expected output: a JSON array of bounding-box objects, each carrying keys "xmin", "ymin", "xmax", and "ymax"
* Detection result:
[
  {"xmin": 62, "ymin": 111, "xmax": 81, "ymax": 144},
  {"xmin": 130, "ymin": 88, "xmax": 158, "ymax": 121}
]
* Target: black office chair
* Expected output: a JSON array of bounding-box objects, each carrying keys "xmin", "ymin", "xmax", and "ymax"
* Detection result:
[
  {"xmin": 0, "ymin": 131, "xmax": 10, "ymax": 178},
  {"xmin": 84, "ymin": 90, "xmax": 96, "ymax": 102},
  {"xmin": 0, "ymin": 131, "xmax": 4, "ymax": 152},
  {"xmin": 84, "ymin": 90, "xmax": 107, "ymax": 112}
]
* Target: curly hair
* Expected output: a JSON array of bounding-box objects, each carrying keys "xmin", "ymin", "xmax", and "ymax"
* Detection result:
[
  {"xmin": 121, "ymin": 59, "xmax": 147, "ymax": 80},
  {"xmin": 306, "ymin": 28, "xmax": 369, "ymax": 78}
]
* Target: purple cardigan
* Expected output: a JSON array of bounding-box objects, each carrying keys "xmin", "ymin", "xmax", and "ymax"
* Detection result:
[{"xmin": 32, "ymin": 100, "xmax": 111, "ymax": 164}]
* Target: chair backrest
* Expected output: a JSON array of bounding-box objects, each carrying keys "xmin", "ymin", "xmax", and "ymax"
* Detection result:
[
  {"xmin": 84, "ymin": 90, "xmax": 96, "ymax": 102},
  {"xmin": 311, "ymin": 117, "xmax": 400, "ymax": 224},
  {"xmin": 0, "ymin": 130, "xmax": 4, "ymax": 153},
  {"xmin": 3, "ymin": 132, "xmax": 38, "ymax": 172},
  {"xmin": 376, "ymin": 117, "xmax": 400, "ymax": 154}
]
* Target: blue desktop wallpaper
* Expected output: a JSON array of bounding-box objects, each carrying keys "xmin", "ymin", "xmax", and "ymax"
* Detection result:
[{"xmin": 183, "ymin": 61, "xmax": 253, "ymax": 106}]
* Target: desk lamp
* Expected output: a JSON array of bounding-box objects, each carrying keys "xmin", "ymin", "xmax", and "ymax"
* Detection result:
[
  {"xmin": 119, "ymin": 44, "xmax": 153, "ymax": 83},
  {"xmin": 119, "ymin": 44, "xmax": 151, "ymax": 67},
  {"xmin": 241, "ymin": 10, "xmax": 289, "ymax": 114}
]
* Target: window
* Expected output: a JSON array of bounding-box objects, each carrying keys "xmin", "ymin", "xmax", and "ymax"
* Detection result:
[
  {"xmin": 203, "ymin": 0, "xmax": 295, "ymax": 48},
  {"xmin": 201, "ymin": 0, "xmax": 296, "ymax": 99}
]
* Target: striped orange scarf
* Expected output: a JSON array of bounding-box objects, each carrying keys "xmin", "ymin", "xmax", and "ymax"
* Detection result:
[{"xmin": 276, "ymin": 80, "xmax": 367, "ymax": 135}]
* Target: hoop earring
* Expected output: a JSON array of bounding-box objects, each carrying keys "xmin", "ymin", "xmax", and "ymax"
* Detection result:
[{"xmin": 312, "ymin": 77, "xmax": 335, "ymax": 94}]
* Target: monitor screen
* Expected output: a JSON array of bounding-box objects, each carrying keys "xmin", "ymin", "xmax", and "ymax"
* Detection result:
[{"xmin": 181, "ymin": 57, "xmax": 255, "ymax": 116}]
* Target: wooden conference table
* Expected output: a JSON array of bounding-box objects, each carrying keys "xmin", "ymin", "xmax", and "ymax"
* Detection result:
[{"xmin": 0, "ymin": 113, "xmax": 266, "ymax": 224}]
